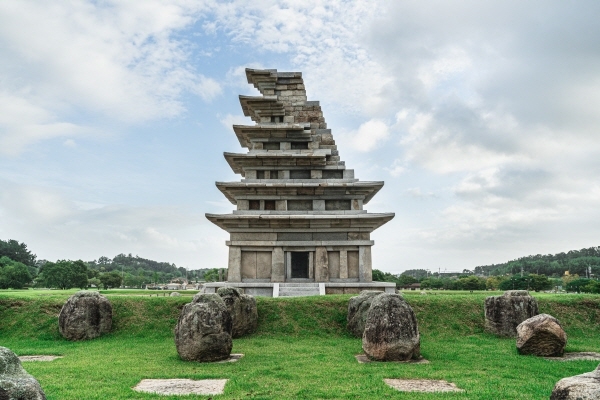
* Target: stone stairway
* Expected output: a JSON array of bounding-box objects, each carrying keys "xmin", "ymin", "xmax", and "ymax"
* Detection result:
[{"xmin": 278, "ymin": 283, "xmax": 321, "ymax": 297}]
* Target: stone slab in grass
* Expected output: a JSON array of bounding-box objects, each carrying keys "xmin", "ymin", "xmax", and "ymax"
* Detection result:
[
  {"xmin": 133, "ymin": 379, "xmax": 228, "ymax": 396},
  {"xmin": 355, "ymin": 354, "xmax": 429, "ymax": 364},
  {"xmin": 213, "ymin": 353, "xmax": 243, "ymax": 363},
  {"xmin": 384, "ymin": 379, "xmax": 464, "ymax": 393},
  {"xmin": 544, "ymin": 352, "xmax": 600, "ymax": 361},
  {"xmin": 19, "ymin": 355, "xmax": 63, "ymax": 362}
]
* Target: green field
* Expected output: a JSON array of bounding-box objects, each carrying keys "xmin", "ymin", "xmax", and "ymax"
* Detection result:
[{"xmin": 0, "ymin": 289, "xmax": 599, "ymax": 399}]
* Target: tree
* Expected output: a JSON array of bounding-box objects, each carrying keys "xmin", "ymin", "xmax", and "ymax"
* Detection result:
[
  {"xmin": 0, "ymin": 257, "xmax": 32, "ymax": 289},
  {"xmin": 486, "ymin": 276, "xmax": 506, "ymax": 290},
  {"xmin": 88, "ymin": 277, "xmax": 101, "ymax": 288},
  {"xmin": 499, "ymin": 275, "xmax": 531, "ymax": 291},
  {"xmin": 398, "ymin": 274, "xmax": 417, "ymax": 285},
  {"xmin": 39, "ymin": 260, "xmax": 88, "ymax": 290},
  {"xmin": 372, "ymin": 269, "xmax": 386, "ymax": 282},
  {"xmin": 584, "ymin": 280, "xmax": 600, "ymax": 294},
  {"xmin": 0, "ymin": 239, "xmax": 36, "ymax": 267},
  {"xmin": 566, "ymin": 278, "xmax": 591, "ymax": 293},
  {"xmin": 99, "ymin": 272, "xmax": 122, "ymax": 289},
  {"xmin": 457, "ymin": 276, "xmax": 486, "ymax": 291},
  {"xmin": 529, "ymin": 274, "xmax": 552, "ymax": 292}
]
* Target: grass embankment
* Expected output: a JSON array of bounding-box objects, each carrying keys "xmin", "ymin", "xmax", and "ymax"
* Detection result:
[{"xmin": 0, "ymin": 290, "xmax": 599, "ymax": 399}]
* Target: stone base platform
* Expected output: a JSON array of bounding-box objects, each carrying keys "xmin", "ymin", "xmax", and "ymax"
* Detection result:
[{"xmin": 202, "ymin": 281, "xmax": 396, "ymax": 297}]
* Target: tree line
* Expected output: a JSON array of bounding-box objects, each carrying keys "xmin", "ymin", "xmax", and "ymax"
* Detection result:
[
  {"xmin": 473, "ymin": 246, "xmax": 600, "ymax": 277},
  {"xmin": 0, "ymin": 238, "xmax": 217, "ymax": 290}
]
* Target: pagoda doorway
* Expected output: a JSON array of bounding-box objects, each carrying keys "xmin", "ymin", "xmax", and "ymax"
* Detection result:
[{"xmin": 290, "ymin": 252, "xmax": 309, "ymax": 279}]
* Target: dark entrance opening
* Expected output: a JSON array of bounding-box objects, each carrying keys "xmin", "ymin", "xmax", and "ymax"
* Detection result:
[{"xmin": 291, "ymin": 252, "xmax": 309, "ymax": 278}]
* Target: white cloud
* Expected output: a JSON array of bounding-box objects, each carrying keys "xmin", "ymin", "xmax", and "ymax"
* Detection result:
[
  {"xmin": 406, "ymin": 188, "xmax": 438, "ymax": 199},
  {"xmin": 0, "ymin": 1, "xmax": 220, "ymax": 154},
  {"xmin": 192, "ymin": 75, "xmax": 223, "ymax": 102},
  {"xmin": 218, "ymin": 113, "xmax": 250, "ymax": 130},
  {"xmin": 346, "ymin": 119, "xmax": 390, "ymax": 152},
  {"xmin": 385, "ymin": 159, "xmax": 406, "ymax": 177},
  {"xmin": 63, "ymin": 139, "xmax": 77, "ymax": 148}
]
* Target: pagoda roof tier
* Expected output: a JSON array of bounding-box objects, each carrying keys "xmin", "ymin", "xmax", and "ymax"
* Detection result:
[
  {"xmin": 205, "ymin": 212, "xmax": 394, "ymax": 232},
  {"xmin": 224, "ymin": 150, "xmax": 331, "ymax": 175},
  {"xmin": 239, "ymin": 95, "xmax": 285, "ymax": 123},
  {"xmin": 216, "ymin": 181, "xmax": 384, "ymax": 205},
  {"xmin": 245, "ymin": 68, "xmax": 302, "ymax": 94},
  {"xmin": 232, "ymin": 124, "xmax": 311, "ymax": 148}
]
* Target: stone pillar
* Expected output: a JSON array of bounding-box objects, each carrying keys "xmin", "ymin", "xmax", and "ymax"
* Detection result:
[
  {"xmin": 340, "ymin": 250, "xmax": 348, "ymax": 279},
  {"xmin": 271, "ymin": 247, "xmax": 285, "ymax": 282},
  {"xmin": 228, "ymin": 246, "xmax": 242, "ymax": 282},
  {"xmin": 314, "ymin": 247, "xmax": 329, "ymax": 282},
  {"xmin": 358, "ymin": 246, "xmax": 372, "ymax": 282},
  {"xmin": 309, "ymin": 251, "xmax": 314, "ymax": 279},
  {"xmin": 286, "ymin": 252, "xmax": 292, "ymax": 279}
]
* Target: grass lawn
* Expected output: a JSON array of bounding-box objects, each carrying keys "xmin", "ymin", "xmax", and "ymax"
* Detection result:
[{"xmin": 0, "ymin": 290, "xmax": 599, "ymax": 399}]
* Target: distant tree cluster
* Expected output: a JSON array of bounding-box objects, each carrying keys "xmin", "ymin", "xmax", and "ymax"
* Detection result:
[
  {"xmin": 473, "ymin": 246, "xmax": 600, "ymax": 278},
  {"xmin": 86, "ymin": 253, "xmax": 214, "ymax": 288},
  {"xmin": 0, "ymin": 238, "xmax": 216, "ymax": 290}
]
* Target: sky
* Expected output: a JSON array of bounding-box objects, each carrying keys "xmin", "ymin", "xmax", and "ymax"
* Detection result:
[{"xmin": 1, "ymin": 0, "xmax": 600, "ymax": 274}]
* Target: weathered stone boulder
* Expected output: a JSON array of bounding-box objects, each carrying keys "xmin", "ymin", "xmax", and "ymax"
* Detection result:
[
  {"xmin": 551, "ymin": 364, "xmax": 600, "ymax": 399},
  {"xmin": 516, "ymin": 314, "xmax": 567, "ymax": 357},
  {"xmin": 170, "ymin": 292, "xmax": 181, "ymax": 297},
  {"xmin": 0, "ymin": 347, "xmax": 46, "ymax": 399},
  {"xmin": 484, "ymin": 290, "xmax": 538, "ymax": 337},
  {"xmin": 59, "ymin": 291, "xmax": 112, "ymax": 341},
  {"xmin": 216, "ymin": 286, "xmax": 257, "ymax": 338},
  {"xmin": 347, "ymin": 291, "xmax": 384, "ymax": 337},
  {"xmin": 175, "ymin": 293, "xmax": 232, "ymax": 362},
  {"xmin": 362, "ymin": 293, "xmax": 420, "ymax": 361}
]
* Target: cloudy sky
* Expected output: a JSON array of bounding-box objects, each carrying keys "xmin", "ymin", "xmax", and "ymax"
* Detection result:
[{"xmin": 1, "ymin": 1, "xmax": 599, "ymax": 273}]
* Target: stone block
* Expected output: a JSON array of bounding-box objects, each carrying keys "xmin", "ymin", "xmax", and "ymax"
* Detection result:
[
  {"xmin": 313, "ymin": 232, "xmax": 347, "ymax": 241},
  {"xmin": 277, "ymin": 233, "xmax": 312, "ymax": 241},
  {"xmin": 328, "ymin": 251, "xmax": 340, "ymax": 279},
  {"xmin": 241, "ymin": 251, "xmax": 257, "ymax": 279},
  {"xmin": 313, "ymin": 200, "xmax": 325, "ymax": 211},
  {"xmin": 230, "ymin": 233, "xmax": 276, "ymax": 241}
]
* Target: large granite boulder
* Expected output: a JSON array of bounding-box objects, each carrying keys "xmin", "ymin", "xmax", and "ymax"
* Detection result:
[
  {"xmin": 484, "ymin": 290, "xmax": 538, "ymax": 337},
  {"xmin": 551, "ymin": 364, "xmax": 600, "ymax": 399},
  {"xmin": 216, "ymin": 286, "xmax": 257, "ymax": 338},
  {"xmin": 362, "ymin": 293, "xmax": 420, "ymax": 361},
  {"xmin": 347, "ymin": 291, "xmax": 384, "ymax": 337},
  {"xmin": 0, "ymin": 347, "xmax": 46, "ymax": 399},
  {"xmin": 516, "ymin": 314, "xmax": 567, "ymax": 357},
  {"xmin": 59, "ymin": 291, "xmax": 112, "ymax": 341},
  {"xmin": 175, "ymin": 293, "xmax": 233, "ymax": 362}
]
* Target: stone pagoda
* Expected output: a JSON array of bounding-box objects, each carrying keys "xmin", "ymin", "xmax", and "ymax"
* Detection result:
[{"xmin": 205, "ymin": 68, "xmax": 395, "ymax": 297}]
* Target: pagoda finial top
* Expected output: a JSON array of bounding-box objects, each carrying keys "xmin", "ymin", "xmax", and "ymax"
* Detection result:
[{"xmin": 245, "ymin": 68, "xmax": 303, "ymax": 95}]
